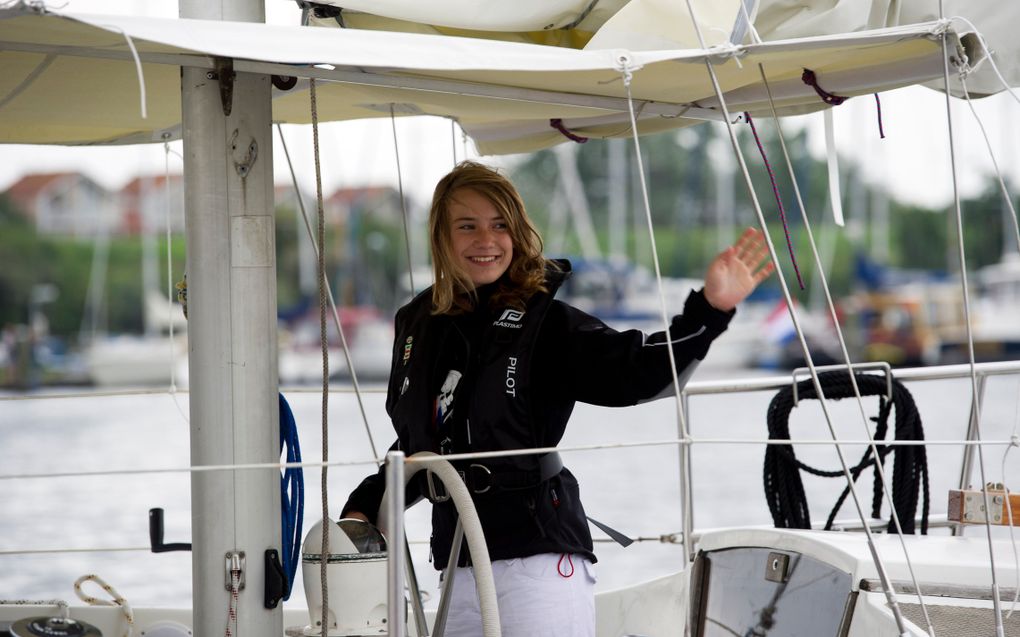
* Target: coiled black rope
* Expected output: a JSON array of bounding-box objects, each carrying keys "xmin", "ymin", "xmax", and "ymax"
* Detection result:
[{"xmin": 764, "ymin": 371, "xmax": 930, "ymax": 533}]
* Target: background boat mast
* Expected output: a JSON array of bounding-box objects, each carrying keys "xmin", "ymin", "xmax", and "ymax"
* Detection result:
[{"xmin": 179, "ymin": 1, "xmax": 282, "ymax": 635}]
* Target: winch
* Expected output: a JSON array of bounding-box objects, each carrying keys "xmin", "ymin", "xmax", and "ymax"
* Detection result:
[
  {"xmin": 301, "ymin": 518, "xmax": 390, "ymax": 636},
  {"xmin": 8, "ymin": 617, "xmax": 101, "ymax": 637}
]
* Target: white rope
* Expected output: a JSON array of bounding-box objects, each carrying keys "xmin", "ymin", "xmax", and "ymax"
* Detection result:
[
  {"xmin": 680, "ymin": 1, "xmax": 912, "ymax": 632},
  {"xmin": 736, "ymin": 0, "xmax": 762, "ymax": 45},
  {"xmin": 0, "ymin": 599, "xmax": 69, "ymax": 618},
  {"xmin": 937, "ymin": 12, "xmax": 1005, "ymax": 635},
  {"xmin": 0, "ymin": 385, "xmax": 389, "ymax": 401},
  {"xmin": 756, "ymin": 63, "xmax": 935, "ymax": 635},
  {"xmin": 94, "ymin": 24, "xmax": 147, "ymax": 120},
  {"xmin": 381, "ymin": 453, "xmax": 502, "ymax": 637},
  {"xmin": 950, "ymin": 16, "xmax": 1020, "ymax": 108},
  {"xmin": 0, "ymin": 546, "xmax": 150, "ymax": 556},
  {"xmin": 74, "ymin": 574, "xmax": 134, "ymax": 637}
]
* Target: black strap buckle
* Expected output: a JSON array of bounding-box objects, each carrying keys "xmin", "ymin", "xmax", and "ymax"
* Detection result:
[
  {"xmin": 425, "ymin": 463, "xmax": 494, "ymax": 502},
  {"xmin": 466, "ymin": 463, "xmax": 493, "ymax": 494},
  {"xmin": 425, "ymin": 468, "xmax": 451, "ymax": 503}
]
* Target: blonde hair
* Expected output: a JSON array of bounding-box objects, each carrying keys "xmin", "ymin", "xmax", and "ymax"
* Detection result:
[{"xmin": 428, "ymin": 161, "xmax": 552, "ymax": 314}]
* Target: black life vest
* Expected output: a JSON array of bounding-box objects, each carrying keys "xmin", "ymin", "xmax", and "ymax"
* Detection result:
[{"xmin": 385, "ymin": 262, "xmax": 596, "ymax": 567}]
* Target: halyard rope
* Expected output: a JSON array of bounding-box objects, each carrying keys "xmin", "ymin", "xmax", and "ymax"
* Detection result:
[
  {"xmin": 309, "ymin": 76, "xmax": 330, "ymax": 637},
  {"xmin": 224, "ymin": 567, "xmax": 240, "ymax": 637}
]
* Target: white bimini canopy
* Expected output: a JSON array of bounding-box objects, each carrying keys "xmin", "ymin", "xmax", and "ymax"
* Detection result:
[{"xmin": 0, "ymin": 5, "xmax": 991, "ymax": 153}]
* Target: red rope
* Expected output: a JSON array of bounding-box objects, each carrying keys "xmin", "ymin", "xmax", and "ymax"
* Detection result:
[
  {"xmin": 801, "ymin": 69, "xmax": 847, "ymax": 106},
  {"xmin": 557, "ymin": 553, "xmax": 575, "ymax": 578},
  {"xmin": 550, "ymin": 119, "xmax": 589, "ymax": 143},
  {"xmin": 225, "ymin": 569, "xmax": 240, "ymax": 637},
  {"xmin": 744, "ymin": 112, "xmax": 805, "ymax": 290}
]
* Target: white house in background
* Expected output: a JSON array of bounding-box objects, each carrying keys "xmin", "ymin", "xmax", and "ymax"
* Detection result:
[{"xmin": 6, "ymin": 172, "xmax": 117, "ymax": 238}]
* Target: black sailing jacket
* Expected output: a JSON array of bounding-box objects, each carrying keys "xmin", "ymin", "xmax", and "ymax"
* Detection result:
[{"xmin": 342, "ymin": 260, "xmax": 733, "ymax": 568}]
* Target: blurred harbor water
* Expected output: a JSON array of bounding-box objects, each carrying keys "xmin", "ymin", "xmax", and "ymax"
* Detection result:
[{"xmin": 3, "ymin": 367, "xmax": 1020, "ymax": 610}]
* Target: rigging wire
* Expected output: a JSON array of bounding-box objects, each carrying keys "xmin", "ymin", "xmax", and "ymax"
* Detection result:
[
  {"xmin": 389, "ymin": 105, "xmax": 416, "ymax": 297},
  {"xmin": 2, "ymin": 436, "xmax": 1019, "ymax": 483},
  {"xmin": 617, "ymin": 55, "xmax": 695, "ymax": 563},
  {"xmin": 679, "ymin": 2, "xmax": 914, "ymax": 633},
  {"xmin": 162, "ymin": 139, "xmax": 189, "ymax": 425},
  {"xmin": 755, "ymin": 64, "xmax": 936, "ymax": 633},
  {"xmin": 275, "ymin": 123, "xmax": 380, "ymax": 460},
  {"xmin": 959, "ymin": 78, "xmax": 1020, "ymax": 256},
  {"xmin": 957, "ymin": 71, "xmax": 1020, "ymax": 617},
  {"xmin": 937, "ymin": 7, "xmax": 1006, "ymax": 633},
  {"xmin": 389, "ymin": 108, "xmax": 431, "ymax": 637},
  {"xmin": 451, "ymin": 118, "xmax": 458, "ymax": 165},
  {"xmin": 1002, "ymin": 383, "xmax": 1020, "ymax": 617}
]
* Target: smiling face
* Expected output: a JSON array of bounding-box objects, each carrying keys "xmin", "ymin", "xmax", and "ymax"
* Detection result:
[{"xmin": 446, "ymin": 187, "xmax": 514, "ymax": 287}]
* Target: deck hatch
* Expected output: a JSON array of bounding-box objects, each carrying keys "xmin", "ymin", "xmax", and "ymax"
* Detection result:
[{"xmin": 692, "ymin": 546, "xmax": 853, "ymax": 636}]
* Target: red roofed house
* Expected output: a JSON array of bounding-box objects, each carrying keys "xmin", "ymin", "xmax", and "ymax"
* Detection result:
[
  {"xmin": 119, "ymin": 174, "xmax": 185, "ymax": 235},
  {"xmin": 6, "ymin": 172, "xmax": 117, "ymax": 238}
]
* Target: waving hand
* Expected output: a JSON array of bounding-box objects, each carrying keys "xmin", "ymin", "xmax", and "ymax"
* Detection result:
[{"xmin": 703, "ymin": 227, "xmax": 774, "ymax": 312}]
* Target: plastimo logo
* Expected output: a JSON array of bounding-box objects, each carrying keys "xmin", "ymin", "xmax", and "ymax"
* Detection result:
[{"xmin": 494, "ymin": 309, "xmax": 525, "ymax": 328}]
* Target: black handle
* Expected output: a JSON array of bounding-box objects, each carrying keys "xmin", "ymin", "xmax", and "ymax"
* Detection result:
[
  {"xmin": 264, "ymin": 549, "xmax": 288, "ymax": 609},
  {"xmin": 149, "ymin": 507, "xmax": 192, "ymax": 553}
]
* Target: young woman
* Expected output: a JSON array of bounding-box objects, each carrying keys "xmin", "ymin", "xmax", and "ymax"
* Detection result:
[{"xmin": 342, "ymin": 160, "xmax": 773, "ymax": 637}]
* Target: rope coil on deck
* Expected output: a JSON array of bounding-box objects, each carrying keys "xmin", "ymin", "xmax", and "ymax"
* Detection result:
[{"xmin": 764, "ymin": 371, "xmax": 930, "ymax": 533}]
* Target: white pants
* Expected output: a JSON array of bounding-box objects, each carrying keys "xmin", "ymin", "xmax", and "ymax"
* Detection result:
[{"xmin": 440, "ymin": 553, "xmax": 596, "ymax": 637}]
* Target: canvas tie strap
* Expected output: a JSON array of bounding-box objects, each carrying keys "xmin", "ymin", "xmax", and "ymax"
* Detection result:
[{"xmin": 586, "ymin": 516, "xmax": 634, "ymax": 548}]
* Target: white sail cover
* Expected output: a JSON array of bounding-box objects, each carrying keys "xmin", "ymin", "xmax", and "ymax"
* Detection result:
[
  {"xmin": 306, "ymin": 0, "xmax": 1019, "ymax": 95},
  {"xmin": 0, "ymin": 3, "xmax": 1002, "ymax": 153}
]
